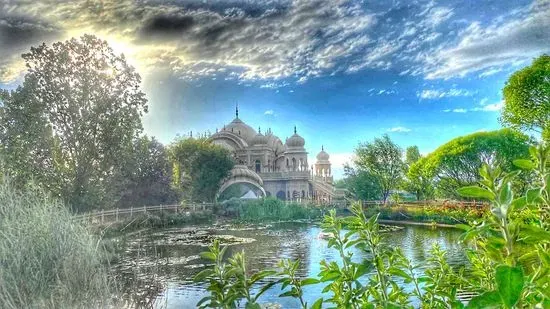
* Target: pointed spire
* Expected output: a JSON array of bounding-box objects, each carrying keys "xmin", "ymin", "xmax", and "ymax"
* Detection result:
[
  {"xmin": 190, "ymin": 131, "xmax": 193, "ymax": 138},
  {"xmin": 235, "ymin": 103, "xmax": 239, "ymax": 119},
  {"xmin": 322, "ymin": 145, "xmax": 324, "ymax": 151},
  {"xmin": 258, "ymin": 126, "xmax": 261, "ymax": 134},
  {"xmin": 294, "ymin": 126, "xmax": 297, "ymax": 134}
]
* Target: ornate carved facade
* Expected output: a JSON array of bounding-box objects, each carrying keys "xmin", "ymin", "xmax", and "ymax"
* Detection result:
[{"xmin": 209, "ymin": 107, "xmax": 345, "ymax": 202}]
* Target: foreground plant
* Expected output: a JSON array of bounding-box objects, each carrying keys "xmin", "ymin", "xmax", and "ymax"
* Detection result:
[{"xmin": 458, "ymin": 144, "xmax": 550, "ymax": 308}]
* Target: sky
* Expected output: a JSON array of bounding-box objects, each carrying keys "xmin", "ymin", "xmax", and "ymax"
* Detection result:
[{"xmin": 1, "ymin": 0, "xmax": 549, "ymax": 178}]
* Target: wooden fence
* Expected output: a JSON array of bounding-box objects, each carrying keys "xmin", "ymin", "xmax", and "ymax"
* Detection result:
[
  {"xmin": 360, "ymin": 200, "xmax": 488, "ymax": 209},
  {"xmin": 74, "ymin": 203, "xmax": 216, "ymax": 224}
]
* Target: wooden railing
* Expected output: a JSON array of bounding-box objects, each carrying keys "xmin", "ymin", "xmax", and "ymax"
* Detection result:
[{"xmin": 74, "ymin": 203, "xmax": 216, "ymax": 224}]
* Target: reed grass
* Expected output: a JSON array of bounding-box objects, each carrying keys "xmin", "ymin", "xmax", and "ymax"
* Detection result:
[{"xmin": 0, "ymin": 179, "xmax": 111, "ymax": 309}]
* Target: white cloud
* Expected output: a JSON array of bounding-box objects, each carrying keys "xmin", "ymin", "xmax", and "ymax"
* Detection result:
[
  {"xmin": 425, "ymin": 1, "xmax": 550, "ymax": 79},
  {"xmin": 418, "ymin": 88, "xmax": 473, "ymax": 99},
  {"xmin": 443, "ymin": 101, "xmax": 503, "ymax": 113},
  {"xmin": 264, "ymin": 110, "xmax": 275, "ymax": 116},
  {"xmin": 452, "ymin": 108, "xmax": 467, "ymax": 113},
  {"xmin": 387, "ymin": 126, "xmax": 412, "ymax": 133},
  {"xmin": 479, "ymin": 67, "xmax": 503, "ymax": 78}
]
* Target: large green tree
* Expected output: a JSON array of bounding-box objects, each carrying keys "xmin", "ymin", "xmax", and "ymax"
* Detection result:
[
  {"xmin": 502, "ymin": 54, "xmax": 550, "ymax": 140},
  {"xmin": 0, "ymin": 35, "xmax": 147, "ymax": 211},
  {"xmin": 116, "ymin": 136, "xmax": 178, "ymax": 208},
  {"xmin": 340, "ymin": 164, "xmax": 382, "ymax": 201},
  {"xmin": 354, "ymin": 134, "xmax": 404, "ymax": 202},
  {"xmin": 416, "ymin": 129, "xmax": 530, "ymax": 198},
  {"xmin": 401, "ymin": 145, "xmax": 434, "ymax": 200},
  {"xmin": 169, "ymin": 137, "xmax": 234, "ymax": 202}
]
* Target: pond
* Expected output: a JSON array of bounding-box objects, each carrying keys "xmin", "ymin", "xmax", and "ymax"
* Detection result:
[{"xmin": 111, "ymin": 222, "xmax": 468, "ymax": 308}]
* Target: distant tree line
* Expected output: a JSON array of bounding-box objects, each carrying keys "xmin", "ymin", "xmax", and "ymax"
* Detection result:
[{"xmin": 0, "ymin": 35, "xmax": 234, "ymax": 212}]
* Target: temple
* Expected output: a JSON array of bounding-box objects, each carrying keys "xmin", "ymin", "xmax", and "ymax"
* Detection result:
[{"xmin": 209, "ymin": 106, "xmax": 346, "ymax": 203}]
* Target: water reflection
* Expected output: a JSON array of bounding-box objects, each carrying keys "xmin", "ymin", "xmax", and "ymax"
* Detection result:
[{"xmin": 113, "ymin": 223, "xmax": 467, "ymax": 308}]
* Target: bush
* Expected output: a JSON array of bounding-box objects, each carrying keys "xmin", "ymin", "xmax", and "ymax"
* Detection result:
[
  {"xmin": 220, "ymin": 197, "xmax": 323, "ymax": 222},
  {"xmin": 0, "ymin": 180, "xmax": 110, "ymax": 309}
]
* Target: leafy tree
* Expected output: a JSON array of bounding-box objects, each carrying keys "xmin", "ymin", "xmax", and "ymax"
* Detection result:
[
  {"xmin": 353, "ymin": 134, "xmax": 403, "ymax": 202},
  {"xmin": 0, "ymin": 35, "xmax": 147, "ymax": 211},
  {"xmin": 404, "ymin": 158, "xmax": 435, "ymax": 201},
  {"xmin": 340, "ymin": 164, "xmax": 382, "ymax": 200},
  {"xmin": 116, "ymin": 136, "xmax": 178, "ymax": 208},
  {"xmin": 419, "ymin": 129, "xmax": 530, "ymax": 198},
  {"xmin": 404, "ymin": 146, "xmax": 421, "ymax": 168},
  {"xmin": 169, "ymin": 137, "xmax": 234, "ymax": 202},
  {"xmin": 502, "ymin": 54, "xmax": 550, "ymax": 140}
]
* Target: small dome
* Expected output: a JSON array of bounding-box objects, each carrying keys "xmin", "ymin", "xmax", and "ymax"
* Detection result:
[
  {"xmin": 285, "ymin": 126, "xmax": 305, "ymax": 148},
  {"xmin": 251, "ymin": 128, "xmax": 268, "ymax": 145},
  {"xmin": 316, "ymin": 146, "xmax": 330, "ymax": 161}
]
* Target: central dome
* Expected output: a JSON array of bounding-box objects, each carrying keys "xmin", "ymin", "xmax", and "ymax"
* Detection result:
[
  {"xmin": 225, "ymin": 117, "xmax": 257, "ymax": 144},
  {"xmin": 251, "ymin": 128, "xmax": 268, "ymax": 145}
]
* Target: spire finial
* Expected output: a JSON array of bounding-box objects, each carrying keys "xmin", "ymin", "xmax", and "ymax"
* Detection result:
[
  {"xmin": 236, "ymin": 103, "xmax": 239, "ymax": 118},
  {"xmin": 258, "ymin": 126, "xmax": 261, "ymax": 134},
  {"xmin": 294, "ymin": 126, "xmax": 297, "ymax": 134},
  {"xmin": 322, "ymin": 145, "xmax": 324, "ymax": 151}
]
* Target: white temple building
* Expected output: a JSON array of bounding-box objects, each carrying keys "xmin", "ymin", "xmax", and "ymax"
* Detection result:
[{"xmin": 209, "ymin": 106, "xmax": 345, "ymax": 203}]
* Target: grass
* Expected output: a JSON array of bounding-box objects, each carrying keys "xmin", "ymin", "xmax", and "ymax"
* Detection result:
[
  {"xmin": 220, "ymin": 197, "xmax": 326, "ymax": 222},
  {"xmin": 0, "ymin": 179, "xmax": 111, "ymax": 309},
  {"xmin": 363, "ymin": 204, "xmax": 486, "ymax": 225}
]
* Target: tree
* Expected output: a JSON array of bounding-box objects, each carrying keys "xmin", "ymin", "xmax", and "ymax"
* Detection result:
[
  {"xmin": 340, "ymin": 164, "xmax": 382, "ymax": 201},
  {"xmin": 401, "ymin": 145, "xmax": 434, "ymax": 200},
  {"xmin": 502, "ymin": 54, "xmax": 550, "ymax": 140},
  {"xmin": 169, "ymin": 137, "xmax": 234, "ymax": 202},
  {"xmin": 354, "ymin": 135, "xmax": 403, "ymax": 203},
  {"xmin": 0, "ymin": 35, "xmax": 147, "ymax": 211},
  {"xmin": 116, "ymin": 136, "xmax": 179, "ymax": 208},
  {"xmin": 419, "ymin": 129, "xmax": 530, "ymax": 198},
  {"xmin": 404, "ymin": 146, "xmax": 421, "ymax": 168}
]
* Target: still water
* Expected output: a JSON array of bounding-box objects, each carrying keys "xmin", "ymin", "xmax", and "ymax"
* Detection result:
[{"xmin": 112, "ymin": 222, "xmax": 467, "ymax": 308}]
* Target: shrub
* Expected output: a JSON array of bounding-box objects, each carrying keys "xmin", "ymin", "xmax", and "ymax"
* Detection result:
[{"xmin": 0, "ymin": 180, "xmax": 110, "ymax": 309}]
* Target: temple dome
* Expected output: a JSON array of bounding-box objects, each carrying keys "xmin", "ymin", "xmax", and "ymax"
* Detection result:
[
  {"xmin": 285, "ymin": 126, "xmax": 305, "ymax": 148},
  {"xmin": 316, "ymin": 147, "xmax": 330, "ymax": 161},
  {"xmin": 251, "ymin": 128, "xmax": 268, "ymax": 145},
  {"xmin": 224, "ymin": 117, "xmax": 256, "ymax": 144}
]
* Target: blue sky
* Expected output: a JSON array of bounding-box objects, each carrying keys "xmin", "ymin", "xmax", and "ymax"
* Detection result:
[{"xmin": 1, "ymin": 0, "xmax": 549, "ymax": 178}]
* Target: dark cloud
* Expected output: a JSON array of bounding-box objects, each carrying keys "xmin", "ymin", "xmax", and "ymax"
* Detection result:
[
  {"xmin": 0, "ymin": 16, "xmax": 59, "ymax": 56},
  {"xmin": 140, "ymin": 14, "xmax": 195, "ymax": 38}
]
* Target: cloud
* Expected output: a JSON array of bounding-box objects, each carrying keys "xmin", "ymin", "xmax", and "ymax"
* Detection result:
[
  {"xmin": 443, "ymin": 101, "xmax": 503, "ymax": 113},
  {"xmin": 424, "ymin": 1, "xmax": 550, "ymax": 79},
  {"xmin": 387, "ymin": 126, "xmax": 411, "ymax": 133},
  {"xmin": 264, "ymin": 109, "xmax": 275, "ymax": 115},
  {"xmin": 418, "ymin": 88, "xmax": 473, "ymax": 99}
]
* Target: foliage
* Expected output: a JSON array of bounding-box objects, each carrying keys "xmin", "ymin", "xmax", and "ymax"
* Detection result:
[
  {"xmin": 363, "ymin": 203, "xmax": 485, "ymax": 225},
  {"xmin": 404, "ymin": 146, "xmax": 421, "ymax": 168},
  {"xmin": 193, "ymin": 240, "xmax": 276, "ymax": 308},
  {"xmin": 340, "ymin": 164, "xmax": 382, "ymax": 200},
  {"xmin": 404, "ymin": 157, "xmax": 436, "ymax": 200},
  {"xmin": 169, "ymin": 137, "xmax": 234, "ymax": 202},
  {"xmin": 116, "ymin": 136, "xmax": 179, "ymax": 208},
  {"xmin": 0, "ymin": 35, "xmax": 148, "ymax": 212},
  {"xmin": 0, "ymin": 178, "xmax": 110, "ymax": 309},
  {"xmin": 457, "ymin": 143, "xmax": 550, "ymax": 307},
  {"xmin": 502, "ymin": 54, "xmax": 550, "ymax": 141},
  {"xmin": 353, "ymin": 135, "xmax": 404, "ymax": 202},
  {"xmin": 220, "ymin": 197, "xmax": 323, "ymax": 222},
  {"xmin": 417, "ymin": 129, "xmax": 530, "ymax": 199},
  {"xmin": 196, "ymin": 144, "xmax": 550, "ymax": 308}
]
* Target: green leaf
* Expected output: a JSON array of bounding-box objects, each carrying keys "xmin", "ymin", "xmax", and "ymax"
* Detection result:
[
  {"xmin": 200, "ymin": 252, "xmax": 216, "ymax": 261},
  {"xmin": 466, "ymin": 291, "xmax": 501, "ymax": 308},
  {"xmin": 498, "ymin": 182, "xmax": 513, "ymax": 208},
  {"xmin": 196, "ymin": 296, "xmax": 211, "ymax": 307},
  {"xmin": 526, "ymin": 188, "xmax": 542, "ymax": 204},
  {"xmin": 310, "ymin": 298, "xmax": 323, "ymax": 309},
  {"xmin": 300, "ymin": 278, "xmax": 320, "ymax": 286},
  {"xmin": 193, "ymin": 269, "xmax": 214, "ymax": 282},
  {"xmin": 512, "ymin": 159, "xmax": 535, "ymax": 170},
  {"xmin": 495, "ymin": 265, "xmax": 524, "ymax": 308},
  {"xmin": 457, "ymin": 186, "xmax": 495, "ymax": 200}
]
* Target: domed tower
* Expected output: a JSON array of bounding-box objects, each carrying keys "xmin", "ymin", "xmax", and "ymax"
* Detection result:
[
  {"xmin": 315, "ymin": 146, "xmax": 332, "ymax": 183},
  {"xmin": 284, "ymin": 126, "xmax": 308, "ymax": 172}
]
